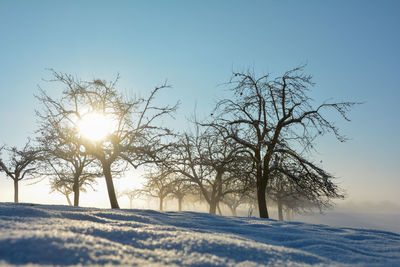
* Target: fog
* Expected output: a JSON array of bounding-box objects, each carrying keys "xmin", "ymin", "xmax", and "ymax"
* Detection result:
[{"xmin": 1, "ymin": 170, "xmax": 398, "ymax": 234}]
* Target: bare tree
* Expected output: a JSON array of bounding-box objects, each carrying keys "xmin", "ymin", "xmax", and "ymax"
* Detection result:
[
  {"xmin": 122, "ymin": 189, "xmax": 142, "ymax": 209},
  {"xmin": 168, "ymin": 125, "xmax": 251, "ymax": 214},
  {"xmin": 221, "ymin": 190, "xmax": 253, "ymax": 216},
  {"xmin": 36, "ymin": 109, "xmax": 102, "ymax": 206},
  {"xmin": 0, "ymin": 141, "xmax": 42, "ymax": 203},
  {"xmin": 207, "ymin": 66, "xmax": 357, "ymax": 218},
  {"xmin": 44, "ymin": 159, "xmax": 99, "ymax": 206},
  {"xmin": 49, "ymin": 176, "xmax": 73, "ymax": 206},
  {"xmin": 142, "ymin": 167, "xmax": 174, "ymax": 211},
  {"xmin": 168, "ymin": 175, "xmax": 194, "ymax": 211},
  {"xmin": 268, "ymin": 154, "xmax": 344, "ymax": 220},
  {"xmin": 36, "ymin": 71, "xmax": 178, "ymax": 208}
]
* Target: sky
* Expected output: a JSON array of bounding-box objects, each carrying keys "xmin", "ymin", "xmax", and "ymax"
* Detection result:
[{"xmin": 0, "ymin": 0, "xmax": 399, "ymax": 209}]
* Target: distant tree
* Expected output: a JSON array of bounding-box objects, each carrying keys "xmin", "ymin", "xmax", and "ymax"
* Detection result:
[
  {"xmin": 222, "ymin": 190, "xmax": 253, "ymax": 216},
  {"xmin": 45, "ymin": 159, "xmax": 99, "ymax": 206},
  {"xmin": 37, "ymin": 71, "xmax": 178, "ymax": 208},
  {"xmin": 122, "ymin": 189, "xmax": 142, "ymax": 209},
  {"xmin": 267, "ymin": 154, "xmax": 344, "ymax": 220},
  {"xmin": 168, "ymin": 175, "xmax": 194, "ymax": 211},
  {"xmin": 142, "ymin": 167, "xmax": 175, "ymax": 211},
  {"xmin": 168, "ymin": 125, "xmax": 251, "ymax": 214},
  {"xmin": 0, "ymin": 141, "xmax": 42, "ymax": 203},
  {"xmin": 50, "ymin": 177, "xmax": 73, "ymax": 206},
  {"xmin": 207, "ymin": 66, "xmax": 357, "ymax": 218},
  {"xmin": 220, "ymin": 170, "xmax": 255, "ymax": 216}
]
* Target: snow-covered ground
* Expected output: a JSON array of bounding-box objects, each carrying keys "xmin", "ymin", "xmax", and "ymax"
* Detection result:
[{"xmin": 0, "ymin": 203, "xmax": 399, "ymax": 266}]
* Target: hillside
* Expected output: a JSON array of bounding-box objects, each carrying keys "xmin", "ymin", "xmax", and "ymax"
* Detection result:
[{"xmin": 0, "ymin": 203, "xmax": 399, "ymax": 266}]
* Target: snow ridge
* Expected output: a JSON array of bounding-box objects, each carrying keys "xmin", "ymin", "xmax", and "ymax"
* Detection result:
[{"xmin": 0, "ymin": 203, "xmax": 399, "ymax": 266}]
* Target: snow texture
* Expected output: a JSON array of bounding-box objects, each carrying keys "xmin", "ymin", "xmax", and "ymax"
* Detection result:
[{"xmin": 0, "ymin": 203, "xmax": 399, "ymax": 266}]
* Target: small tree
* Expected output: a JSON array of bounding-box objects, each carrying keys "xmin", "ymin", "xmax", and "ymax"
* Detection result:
[
  {"xmin": 268, "ymin": 154, "xmax": 344, "ymax": 220},
  {"xmin": 208, "ymin": 66, "xmax": 357, "ymax": 218},
  {"xmin": 222, "ymin": 190, "xmax": 253, "ymax": 216},
  {"xmin": 168, "ymin": 125, "xmax": 251, "ymax": 214},
  {"xmin": 219, "ymin": 170, "xmax": 255, "ymax": 216},
  {"xmin": 45, "ymin": 159, "xmax": 99, "ymax": 206},
  {"xmin": 0, "ymin": 141, "xmax": 41, "ymax": 203},
  {"xmin": 36, "ymin": 109, "xmax": 102, "ymax": 206},
  {"xmin": 37, "ymin": 71, "xmax": 178, "ymax": 208},
  {"xmin": 142, "ymin": 167, "xmax": 174, "ymax": 211},
  {"xmin": 168, "ymin": 176, "xmax": 194, "ymax": 211},
  {"xmin": 50, "ymin": 177, "xmax": 73, "ymax": 206},
  {"xmin": 122, "ymin": 189, "xmax": 142, "ymax": 209},
  {"xmin": 50, "ymin": 180, "xmax": 73, "ymax": 206}
]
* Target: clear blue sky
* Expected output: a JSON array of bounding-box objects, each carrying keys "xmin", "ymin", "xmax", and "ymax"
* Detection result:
[{"xmin": 0, "ymin": 0, "xmax": 399, "ymax": 205}]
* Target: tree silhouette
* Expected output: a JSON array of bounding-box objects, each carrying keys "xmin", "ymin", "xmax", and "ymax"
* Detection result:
[
  {"xmin": 168, "ymin": 125, "xmax": 252, "ymax": 214},
  {"xmin": 207, "ymin": 66, "xmax": 357, "ymax": 218},
  {"xmin": 0, "ymin": 141, "xmax": 42, "ymax": 203},
  {"xmin": 168, "ymin": 175, "xmax": 194, "ymax": 211},
  {"xmin": 50, "ymin": 178, "xmax": 73, "ymax": 206},
  {"xmin": 36, "ymin": 109, "xmax": 102, "ymax": 206},
  {"xmin": 142, "ymin": 167, "xmax": 175, "ymax": 211},
  {"xmin": 122, "ymin": 189, "xmax": 142, "ymax": 209},
  {"xmin": 45, "ymin": 159, "xmax": 99, "ymax": 206},
  {"xmin": 37, "ymin": 71, "xmax": 178, "ymax": 208}
]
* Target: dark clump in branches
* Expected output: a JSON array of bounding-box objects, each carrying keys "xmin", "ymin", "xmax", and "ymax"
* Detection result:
[{"xmin": 36, "ymin": 70, "xmax": 178, "ymax": 209}]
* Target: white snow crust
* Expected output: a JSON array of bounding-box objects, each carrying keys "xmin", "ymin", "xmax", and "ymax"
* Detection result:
[{"xmin": 0, "ymin": 203, "xmax": 399, "ymax": 266}]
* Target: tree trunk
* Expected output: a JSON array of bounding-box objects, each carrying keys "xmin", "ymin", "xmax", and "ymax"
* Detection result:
[
  {"xmin": 66, "ymin": 194, "xmax": 72, "ymax": 206},
  {"xmin": 277, "ymin": 198, "xmax": 283, "ymax": 221},
  {"xmin": 257, "ymin": 181, "xmax": 269, "ymax": 218},
  {"xmin": 217, "ymin": 203, "xmax": 222, "ymax": 215},
  {"xmin": 229, "ymin": 206, "xmax": 237, "ymax": 216},
  {"xmin": 73, "ymin": 173, "xmax": 80, "ymax": 206},
  {"xmin": 14, "ymin": 180, "xmax": 19, "ymax": 203},
  {"xmin": 159, "ymin": 197, "xmax": 164, "ymax": 211},
  {"xmin": 129, "ymin": 198, "xmax": 133, "ymax": 209},
  {"xmin": 209, "ymin": 199, "xmax": 217, "ymax": 214},
  {"xmin": 73, "ymin": 189, "xmax": 80, "ymax": 206},
  {"xmin": 102, "ymin": 161, "xmax": 120, "ymax": 209},
  {"xmin": 178, "ymin": 197, "xmax": 183, "ymax": 211},
  {"xmin": 285, "ymin": 208, "xmax": 293, "ymax": 221}
]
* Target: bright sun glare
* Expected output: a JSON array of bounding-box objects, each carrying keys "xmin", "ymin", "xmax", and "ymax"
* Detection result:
[{"xmin": 77, "ymin": 113, "xmax": 115, "ymax": 141}]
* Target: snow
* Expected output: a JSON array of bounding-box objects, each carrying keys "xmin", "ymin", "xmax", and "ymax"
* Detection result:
[{"xmin": 0, "ymin": 203, "xmax": 399, "ymax": 266}]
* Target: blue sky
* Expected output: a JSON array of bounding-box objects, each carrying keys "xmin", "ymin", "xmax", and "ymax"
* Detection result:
[{"xmin": 0, "ymin": 0, "xmax": 399, "ymax": 205}]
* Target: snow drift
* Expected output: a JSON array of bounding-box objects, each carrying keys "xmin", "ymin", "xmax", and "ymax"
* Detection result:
[{"xmin": 0, "ymin": 203, "xmax": 399, "ymax": 266}]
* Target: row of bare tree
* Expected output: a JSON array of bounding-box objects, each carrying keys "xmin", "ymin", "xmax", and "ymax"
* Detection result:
[{"xmin": 0, "ymin": 66, "xmax": 357, "ymax": 219}]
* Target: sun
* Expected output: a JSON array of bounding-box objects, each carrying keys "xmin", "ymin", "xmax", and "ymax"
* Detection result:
[{"xmin": 77, "ymin": 112, "xmax": 116, "ymax": 142}]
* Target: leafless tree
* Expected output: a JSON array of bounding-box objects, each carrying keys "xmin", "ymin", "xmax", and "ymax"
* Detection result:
[
  {"xmin": 220, "ymin": 168, "xmax": 255, "ymax": 216},
  {"xmin": 0, "ymin": 141, "xmax": 42, "ymax": 203},
  {"xmin": 36, "ymin": 70, "xmax": 178, "ymax": 208},
  {"xmin": 221, "ymin": 189, "xmax": 254, "ymax": 216},
  {"xmin": 141, "ymin": 167, "xmax": 175, "ymax": 211},
  {"xmin": 122, "ymin": 189, "xmax": 142, "ymax": 209},
  {"xmin": 168, "ymin": 175, "xmax": 195, "ymax": 211},
  {"xmin": 167, "ymin": 125, "xmax": 252, "ymax": 214},
  {"xmin": 36, "ymin": 109, "xmax": 102, "ymax": 206},
  {"xmin": 50, "ymin": 177, "xmax": 73, "ymax": 206},
  {"xmin": 44, "ymin": 159, "xmax": 99, "ymax": 206},
  {"xmin": 267, "ymin": 154, "xmax": 344, "ymax": 220},
  {"xmin": 207, "ymin": 66, "xmax": 357, "ymax": 218}
]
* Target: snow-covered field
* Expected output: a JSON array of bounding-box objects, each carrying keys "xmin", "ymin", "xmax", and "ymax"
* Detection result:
[{"xmin": 0, "ymin": 203, "xmax": 399, "ymax": 266}]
